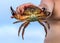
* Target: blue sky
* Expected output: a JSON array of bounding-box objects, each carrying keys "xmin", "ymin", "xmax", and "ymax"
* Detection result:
[{"xmin": 0, "ymin": 0, "xmax": 45, "ymax": 43}]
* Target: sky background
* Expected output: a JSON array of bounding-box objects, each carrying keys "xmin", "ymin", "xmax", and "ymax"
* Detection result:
[{"xmin": 0, "ymin": 0, "xmax": 45, "ymax": 43}]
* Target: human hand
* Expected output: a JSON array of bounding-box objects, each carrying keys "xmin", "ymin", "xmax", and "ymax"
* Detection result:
[{"xmin": 16, "ymin": 3, "xmax": 36, "ymax": 14}]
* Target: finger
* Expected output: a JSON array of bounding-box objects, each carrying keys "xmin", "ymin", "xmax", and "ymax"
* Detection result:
[
  {"xmin": 16, "ymin": 3, "xmax": 35, "ymax": 14},
  {"xmin": 16, "ymin": 5, "xmax": 24, "ymax": 14}
]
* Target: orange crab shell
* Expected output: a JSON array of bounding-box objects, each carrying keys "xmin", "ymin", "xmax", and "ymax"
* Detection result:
[{"xmin": 10, "ymin": 5, "xmax": 48, "ymax": 22}]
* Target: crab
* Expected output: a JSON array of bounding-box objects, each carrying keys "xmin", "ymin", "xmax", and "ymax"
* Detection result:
[{"xmin": 10, "ymin": 5, "xmax": 50, "ymax": 40}]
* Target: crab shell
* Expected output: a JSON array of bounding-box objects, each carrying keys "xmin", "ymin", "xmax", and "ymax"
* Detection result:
[{"xmin": 10, "ymin": 5, "xmax": 49, "ymax": 22}]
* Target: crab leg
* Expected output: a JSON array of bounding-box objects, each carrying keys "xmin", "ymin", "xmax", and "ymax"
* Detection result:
[
  {"xmin": 44, "ymin": 21, "xmax": 50, "ymax": 29},
  {"xmin": 18, "ymin": 21, "xmax": 30, "ymax": 39},
  {"xmin": 18, "ymin": 22, "xmax": 26, "ymax": 36},
  {"xmin": 13, "ymin": 21, "xmax": 21, "ymax": 24},
  {"xmin": 22, "ymin": 21, "xmax": 30, "ymax": 40},
  {"xmin": 38, "ymin": 20, "xmax": 47, "ymax": 37}
]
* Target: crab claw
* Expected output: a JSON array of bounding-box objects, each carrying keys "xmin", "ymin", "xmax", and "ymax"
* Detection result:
[
  {"xmin": 10, "ymin": 6, "xmax": 15, "ymax": 15},
  {"xmin": 42, "ymin": 7, "xmax": 51, "ymax": 17},
  {"xmin": 10, "ymin": 6, "xmax": 17, "ymax": 19}
]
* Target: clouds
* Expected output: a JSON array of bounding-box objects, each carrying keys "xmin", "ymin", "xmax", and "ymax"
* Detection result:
[
  {"xmin": 0, "ymin": 22, "xmax": 45, "ymax": 43},
  {"xmin": 0, "ymin": 25, "xmax": 45, "ymax": 38},
  {"xmin": 25, "ymin": 29, "xmax": 45, "ymax": 38},
  {"xmin": 0, "ymin": 25, "xmax": 45, "ymax": 43},
  {"xmin": 0, "ymin": 26, "xmax": 17, "ymax": 37}
]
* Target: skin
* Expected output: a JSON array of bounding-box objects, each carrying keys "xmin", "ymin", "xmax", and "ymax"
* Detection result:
[
  {"xmin": 16, "ymin": 0, "xmax": 60, "ymax": 43},
  {"xmin": 39, "ymin": 0, "xmax": 60, "ymax": 43}
]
